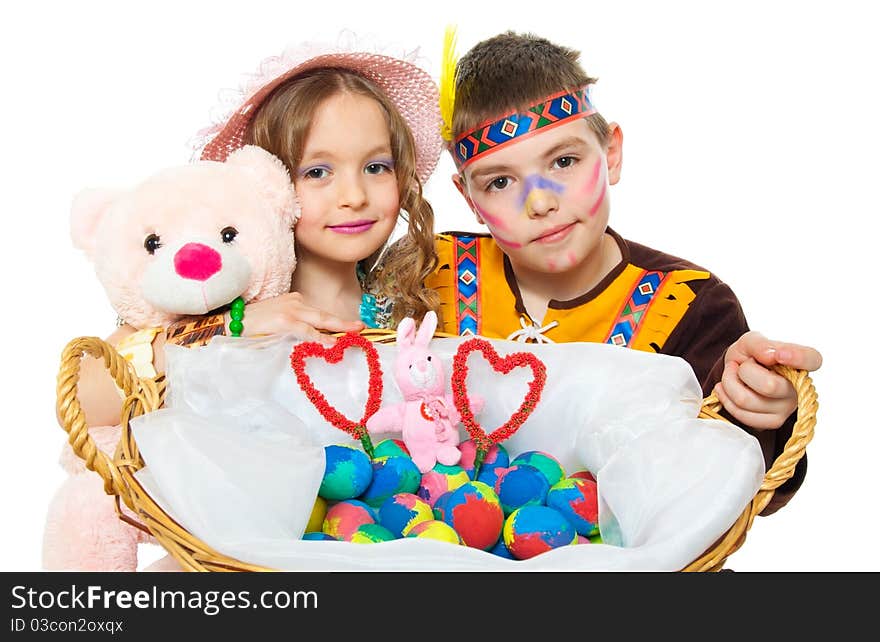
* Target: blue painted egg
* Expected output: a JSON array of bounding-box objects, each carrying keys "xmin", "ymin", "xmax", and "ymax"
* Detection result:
[
  {"xmin": 494, "ymin": 464, "xmax": 550, "ymax": 515},
  {"xmin": 510, "ymin": 450, "xmax": 565, "ymax": 487},
  {"xmin": 546, "ymin": 478, "xmax": 599, "ymax": 536},
  {"xmin": 378, "ymin": 493, "xmax": 435, "ymax": 537},
  {"xmin": 358, "ymin": 455, "xmax": 421, "ymax": 508},
  {"xmin": 318, "ymin": 444, "xmax": 372, "ymax": 500},
  {"xmin": 503, "ymin": 505, "xmax": 577, "ymax": 560}
]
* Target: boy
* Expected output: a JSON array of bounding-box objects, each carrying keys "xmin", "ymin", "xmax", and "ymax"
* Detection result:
[{"xmin": 425, "ymin": 31, "xmax": 822, "ymax": 513}]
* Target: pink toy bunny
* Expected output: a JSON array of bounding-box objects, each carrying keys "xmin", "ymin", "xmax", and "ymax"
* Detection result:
[{"xmin": 367, "ymin": 311, "xmax": 482, "ymax": 473}]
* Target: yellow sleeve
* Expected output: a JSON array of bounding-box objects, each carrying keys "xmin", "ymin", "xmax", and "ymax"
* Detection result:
[{"xmin": 113, "ymin": 327, "xmax": 162, "ymax": 398}]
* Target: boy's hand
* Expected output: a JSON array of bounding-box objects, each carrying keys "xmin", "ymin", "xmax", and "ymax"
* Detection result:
[{"xmin": 713, "ymin": 331, "xmax": 822, "ymax": 430}]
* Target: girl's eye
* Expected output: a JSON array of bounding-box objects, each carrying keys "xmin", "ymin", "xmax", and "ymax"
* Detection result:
[
  {"xmin": 554, "ymin": 156, "xmax": 576, "ymax": 169},
  {"xmin": 221, "ymin": 226, "xmax": 238, "ymax": 243},
  {"xmin": 304, "ymin": 167, "xmax": 329, "ymax": 179},
  {"xmin": 487, "ymin": 176, "xmax": 510, "ymax": 191},
  {"xmin": 144, "ymin": 234, "xmax": 161, "ymax": 254},
  {"xmin": 365, "ymin": 162, "xmax": 392, "ymax": 175}
]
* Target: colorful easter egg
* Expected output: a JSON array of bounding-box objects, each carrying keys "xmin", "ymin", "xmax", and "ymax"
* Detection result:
[
  {"xmin": 417, "ymin": 463, "xmax": 470, "ymax": 506},
  {"xmin": 378, "ymin": 493, "xmax": 435, "ymax": 537},
  {"xmin": 510, "ymin": 451, "xmax": 565, "ymax": 487},
  {"xmin": 442, "ymin": 481, "xmax": 504, "ymax": 550},
  {"xmin": 546, "ymin": 478, "xmax": 599, "ymax": 536},
  {"xmin": 588, "ymin": 534, "xmax": 603, "ymax": 544},
  {"xmin": 302, "ymin": 531, "xmax": 337, "ymax": 541},
  {"xmin": 432, "ymin": 491, "xmax": 454, "ymax": 522},
  {"xmin": 306, "ymin": 495, "xmax": 328, "ymax": 533},
  {"xmin": 322, "ymin": 499, "xmax": 378, "ymax": 541},
  {"xmin": 503, "ymin": 505, "xmax": 577, "ymax": 560},
  {"xmin": 318, "ymin": 444, "xmax": 373, "ymax": 500},
  {"xmin": 459, "ymin": 440, "xmax": 509, "ymax": 479},
  {"xmin": 569, "ymin": 469, "xmax": 596, "ymax": 483},
  {"xmin": 373, "ymin": 438, "xmax": 411, "ymax": 459},
  {"xmin": 475, "ymin": 463, "xmax": 507, "ymax": 489},
  {"xmin": 576, "ymin": 535, "xmax": 591, "ymax": 545},
  {"xmin": 350, "ymin": 523, "xmax": 396, "ymax": 544},
  {"xmin": 359, "ymin": 455, "xmax": 422, "ymax": 508},
  {"xmin": 494, "ymin": 464, "xmax": 550, "ymax": 516},
  {"xmin": 488, "ymin": 537, "xmax": 516, "ymax": 559},
  {"xmin": 405, "ymin": 520, "xmax": 463, "ymax": 545}
]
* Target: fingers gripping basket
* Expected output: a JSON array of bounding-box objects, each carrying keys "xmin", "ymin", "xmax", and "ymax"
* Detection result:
[{"xmin": 56, "ymin": 331, "xmax": 818, "ymax": 572}]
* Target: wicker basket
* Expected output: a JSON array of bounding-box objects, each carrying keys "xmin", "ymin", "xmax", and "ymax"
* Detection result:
[{"xmin": 56, "ymin": 331, "xmax": 818, "ymax": 572}]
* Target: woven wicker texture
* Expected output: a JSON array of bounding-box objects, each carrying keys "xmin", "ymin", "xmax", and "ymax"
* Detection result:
[{"xmin": 56, "ymin": 332, "xmax": 817, "ymax": 572}]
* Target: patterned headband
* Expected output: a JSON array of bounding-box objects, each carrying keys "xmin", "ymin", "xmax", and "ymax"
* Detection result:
[{"xmin": 452, "ymin": 86, "xmax": 596, "ymax": 171}]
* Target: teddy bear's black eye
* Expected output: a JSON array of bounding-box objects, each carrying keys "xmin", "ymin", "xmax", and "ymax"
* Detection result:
[
  {"xmin": 427, "ymin": 356, "xmax": 432, "ymax": 361},
  {"xmin": 144, "ymin": 234, "xmax": 161, "ymax": 254},
  {"xmin": 221, "ymin": 227, "xmax": 238, "ymax": 243}
]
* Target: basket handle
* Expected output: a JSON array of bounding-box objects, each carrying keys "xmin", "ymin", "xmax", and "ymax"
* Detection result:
[
  {"xmin": 56, "ymin": 336, "xmax": 143, "ymax": 501},
  {"xmin": 702, "ymin": 364, "xmax": 818, "ymax": 513}
]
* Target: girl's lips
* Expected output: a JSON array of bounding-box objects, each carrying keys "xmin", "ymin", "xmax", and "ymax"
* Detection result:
[
  {"xmin": 534, "ymin": 222, "xmax": 576, "ymax": 244},
  {"xmin": 328, "ymin": 220, "xmax": 376, "ymax": 234}
]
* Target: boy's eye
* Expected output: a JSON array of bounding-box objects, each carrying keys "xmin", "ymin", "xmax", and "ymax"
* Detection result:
[
  {"xmin": 144, "ymin": 234, "xmax": 161, "ymax": 254},
  {"xmin": 554, "ymin": 156, "xmax": 576, "ymax": 169},
  {"xmin": 488, "ymin": 177, "xmax": 510, "ymax": 191},
  {"xmin": 303, "ymin": 167, "xmax": 329, "ymax": 179},
  {"xmin": 365, "ymin": 162, "xmax": 393, "ymax": 175}
]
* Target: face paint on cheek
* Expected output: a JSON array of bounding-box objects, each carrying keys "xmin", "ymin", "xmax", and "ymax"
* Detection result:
[
  {"xmin": 580, "ymin": 160, "xmax": 603, "ymax": 198},
  {"xmin": 473, "ymin": 203, "xmax": 509, "ymax": 231},
  {"xmin": 587, "ymin": 182, "xmax": 607, "ymax": 217},
  {"xmin": 491, "ymin": 230, "xmax": 524, "ymax": 249}
]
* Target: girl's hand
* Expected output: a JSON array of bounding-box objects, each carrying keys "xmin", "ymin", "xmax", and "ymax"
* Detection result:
[{"xmin": 237, "ymin": 292, "xmax": 364, "ymax": 346}]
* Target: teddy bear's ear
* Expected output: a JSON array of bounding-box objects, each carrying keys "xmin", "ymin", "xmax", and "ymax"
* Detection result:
[
  {"xmin": 70, "ymin": 188, "xmax": 121, "ymax": 258},
  {"xmin": 225, "ymin": 145, "xmax": 300, "ymax": 224}
]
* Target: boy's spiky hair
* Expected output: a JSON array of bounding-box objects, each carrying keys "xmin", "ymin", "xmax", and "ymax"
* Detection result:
[{"xmin": 452, "ymin": 31, "xmax": 609, "ymax": 148}]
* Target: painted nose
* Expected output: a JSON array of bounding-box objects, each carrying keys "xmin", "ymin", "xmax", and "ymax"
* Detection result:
[{"xmin": 174, "ymin": 243, "xmax": 222, "ymax": 281}]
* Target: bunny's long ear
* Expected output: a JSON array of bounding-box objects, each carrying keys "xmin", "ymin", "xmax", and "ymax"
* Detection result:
[
  {"xmin": 415, "ymin": 310, "xmax": 438, "ymax": 346},
  {"xmin": 397, "ymin": 317, "xmax": 417, "ymax": 347}
]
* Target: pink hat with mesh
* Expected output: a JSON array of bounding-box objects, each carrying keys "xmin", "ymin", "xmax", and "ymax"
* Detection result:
[{"xmin": 194, "ymin": 40, "xmax": 443, "ymax": 185}]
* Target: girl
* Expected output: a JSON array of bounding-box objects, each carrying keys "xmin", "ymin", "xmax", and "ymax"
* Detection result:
[{"xmin": 72, "ymin": 41, "xmax": 444, "ymax": 427}]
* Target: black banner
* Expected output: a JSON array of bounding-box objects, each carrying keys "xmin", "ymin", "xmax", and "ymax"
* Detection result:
[{"xmin": 0, "ymin": 571, "xmax": 866, "ymax": 636}]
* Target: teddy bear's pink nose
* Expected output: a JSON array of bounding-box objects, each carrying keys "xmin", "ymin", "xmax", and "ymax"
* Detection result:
[{"xmin": 174, "ymin": 243, "xmax": 222, "ymax": 281}]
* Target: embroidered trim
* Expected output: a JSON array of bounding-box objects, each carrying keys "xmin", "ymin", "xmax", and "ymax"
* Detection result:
[
  {"xmin": 453, "ymin": 235, "xmax": 481, "ymax": 336},
  {"xmin": 604, "ymin": 270, "xmax": 667, "ymax": 347}
]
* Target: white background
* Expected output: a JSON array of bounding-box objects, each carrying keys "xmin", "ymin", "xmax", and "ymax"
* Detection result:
[{"xmin": 1, "ymin": 0, "xmax": 876, "ymax": 571}]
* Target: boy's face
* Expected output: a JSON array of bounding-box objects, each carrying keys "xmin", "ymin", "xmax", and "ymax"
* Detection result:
[{"xmin": 454, "ymin": 118, "xmax": 622, "ymax": 277}]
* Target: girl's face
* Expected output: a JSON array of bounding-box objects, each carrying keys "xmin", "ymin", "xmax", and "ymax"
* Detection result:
[{"xmin": 293, "ymin": 92, "xmax": 400, "ymax": 267}]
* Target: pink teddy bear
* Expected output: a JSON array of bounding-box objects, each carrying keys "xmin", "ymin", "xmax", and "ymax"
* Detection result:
[
  {"xmin": 45, "ymin": 145, "xmax": 299, "ymax": 571},
  {"xmin": 366, "ymin": 311, "xmax": 483, "ymax": 473}
]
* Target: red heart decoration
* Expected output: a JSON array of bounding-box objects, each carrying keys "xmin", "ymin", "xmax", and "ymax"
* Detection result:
[
  {"xmin": 451, "ymin": 338, "xmax": 547, "ymax": 454},
  {"xmin": 290, "ymin": 332, "xmax": 383, "ymax": 453}
]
